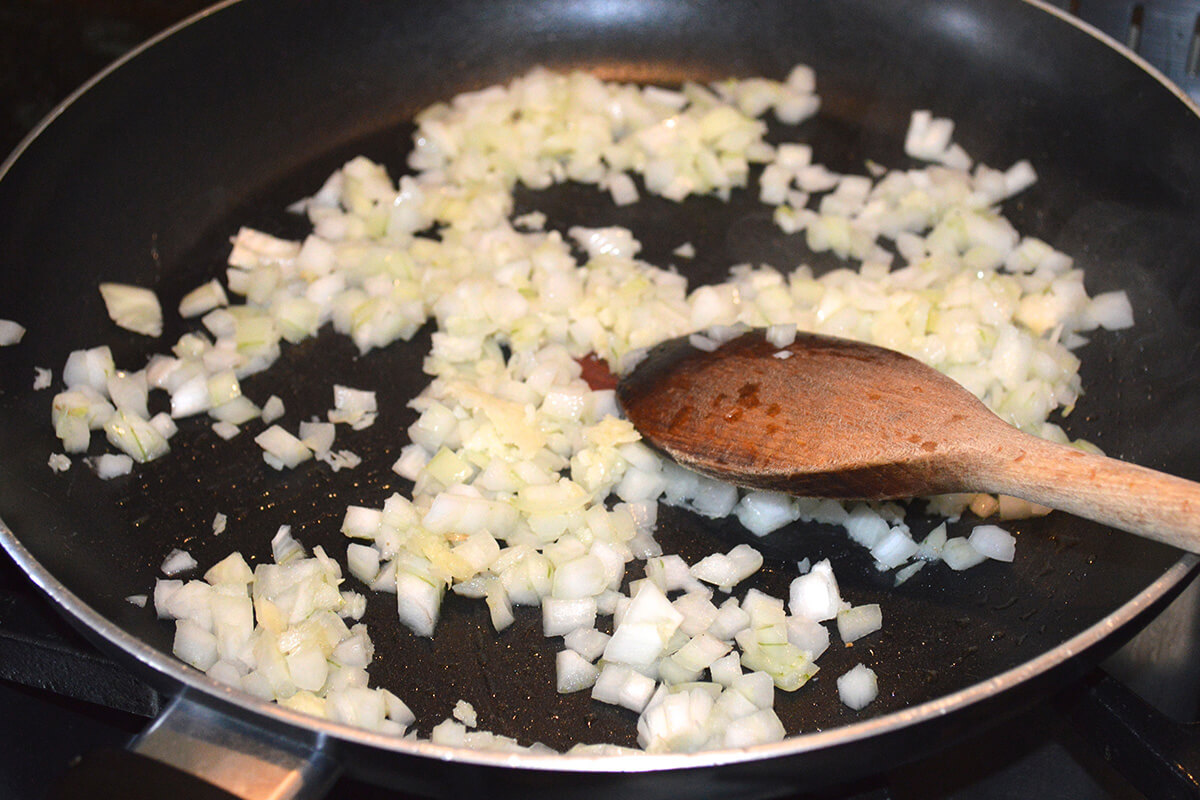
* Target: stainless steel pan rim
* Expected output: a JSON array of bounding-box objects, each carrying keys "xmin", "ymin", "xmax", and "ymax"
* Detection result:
[
  {"xmin": 3, "ymin": 0, "xmax": 1200, "ymax": 781},
  {"xmin": 1030, "ymin": 0, "xmax": 1200, "ymax": 115},
  {"xmin": 5, "ymin": 0, "xmax": 1200, "ymax": 208},
  {"xmin": 4, "ymin": 519, "xmax": 1196, "ymax": 772},
  {"xmin": 0, "ymin": 0, "xmax": 239, "ymax": 180}
]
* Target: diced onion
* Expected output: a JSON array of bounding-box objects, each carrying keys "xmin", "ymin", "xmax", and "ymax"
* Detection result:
[
  {"xmin": 836, "ymin": 604, "xmax": 882, "ymax": 643},
  {"xmin": 967, "ymin": 525, "xmax": 1016, "ymax": 562},
  {"xmin": 733, "ymin": 491, "xmax": 799, "ymax": 536},
  {"xmin": 837, "ymin": 663, "xmax": 878, "ymax": 710},
  {"xmin": 88, "ymin": 453, "xmax": 134, "ymax": 479},
  {"xmin": 255, "ymin": 425, "xmax": 312, "ymax": 469},
  {"xmin": 0, "ymin": 319, "xmax": 26, "ymax": 346},
  {"xmin": 179, "ymin": 279, "xmax": 229, "ymax": 318},
  {"xmin": 64, "ymin": 62, "xmax": 1132, "ymax": 754},
  {"xmin": 99, "ymin": 282, "xmax": 163, "ymax": 337},
  {"xmin": 941, "ymin": 537, "xmax": 988, "ymax": 571},
  {"xmin": 261, "ymin": 395, "xmax": 286, "ymax": 424},
  {"xmin": 556, "ymin": 649, "xmax": 601, "ymax": 693},
  {"xmin": 161, "ymin": 548, "xmax": 198, "ymax": 576},
  {"xmin": 788, "ymin": 559, "xmax": 845, "ymax": 622}
]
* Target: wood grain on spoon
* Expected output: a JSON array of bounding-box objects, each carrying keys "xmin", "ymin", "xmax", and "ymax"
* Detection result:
[{"xmin": 617, "ymin": 329, "xmax": 1200, "ymax": 554}]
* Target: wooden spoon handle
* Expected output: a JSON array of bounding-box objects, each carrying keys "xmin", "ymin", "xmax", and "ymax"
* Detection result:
[{"xmin": 980, "ymin": 430, "xmax": 1200, "ymax": 553}]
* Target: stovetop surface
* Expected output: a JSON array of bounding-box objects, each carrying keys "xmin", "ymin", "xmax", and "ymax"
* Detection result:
[{"xmin": 2, "ymin": 2, "xmax": 1198, "ymax": 799}]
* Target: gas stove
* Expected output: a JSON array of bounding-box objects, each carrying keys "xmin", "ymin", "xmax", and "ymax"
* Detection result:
[{"xmin": 3, "ymin": 2, "xmax": 1200, "ymax": 799}]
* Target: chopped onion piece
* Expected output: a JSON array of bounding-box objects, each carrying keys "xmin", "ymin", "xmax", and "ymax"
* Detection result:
[
  {"xmin": 179, "ymin": 279, "xmax": 229, "ymax": 318},
  {"xmin": 786, "ymin": 615, "xmax": 830, "ymax": 659},
  {"xmin": 673, "ymin": 591, "xmax": 719, "ymax": 637},
  {"xmin": 347, "ymin": 543, "xmax": 382, "ymax": 585},
  {"xmin": 671, "ymin": 633, "xmax": 731, "ymax": 673},
  {"xmin": 723, "ymin": 707, "xmax": 787, "ymax": 748},
  {"xmin": 0, "ymin": 319, "xmax": 24, "ymax": 346},
  {"xmin": 88, "ymin": 453, "xmax": 134, "ymax": 479},
  {"xmin": 564, "ymin": 627, "xmax": 610, "ymax": 662},
  {"xmin": 153, "ymin": 580, "xmax": 183, "ymax": 619},
  {"xmin": 318, "ymin": 449, "xmax": 361, "ymax": 472},
  {"xmin": 788, "ymin": 559, "xmax": 845, "ymax": 622},
  {"xmin": 212, "ymin": 421, "xmax": 240, "ymax": 440},
  {"xmin": 1086, "ymin": 290, "xmax": 1135, "ymax": 330},
  {"xmin": 637, "ymin": 686, "xmax": 718, "ymax": 752},
  {"xmin": 941, "ymin": 537, "xmax": 988, "ymax": 571},
  {"xmin": 734, "ymin": 491, "xmax": 799, "ymax": 536},
  {"xmin": 255, "ymin": 425, "xmax": 312, "ymax": 469},
  {"xmin": 329, "ymin": 385, "xmax": 378, "ymax": 429},
  {"xmin": 299, "ymin": 421, "xmax": 336, "ymax": 454},
  {"xmin": 161, "ymin": 548, "xmax": 198, "ymax": 576},
  {"xmin": 592, "ymin": 664, "xmax": 656, "ymax": 712},
  {"xmin": 765, "ymin": 323, "xmax": 797, "ymax": 348},
  {"xmin": 396, "ymin": 567, "xmax": 445, "ymax": 637},
  {"xmin": 836, "ymin": 604, "xmax": 882, "ymax": 643},
  {"xmin": 708, "ymin": 598, "xmax": 750, "ymax": 642},
  {"xmin": 844, "ymin": 505, "xmax": 889, "ymax": 549},
  {"xmin": 542, "ymin": 596, "xmax": 598, "ymax": 636},
  {"xmin": 893, "ymin": 560, "xmax": 926, "ymax": 586},
  {"xmin": 917, "ymin": 523, "xmax": 948, "ymax": 561},
  {"xmin": 104, "ymin": 408, "xmax": 170, "ymax": 462},
  {"xmin": 99, "ymin": 282, "xmax": 163, "ymax": 337},
  {"xmin": 996, "ymin": 495, "xmax": 1050, "ymax": 519},
  {"xmin": 453, "ymin": 700, "xmax": 478, "ymax": 728},
  {"xmin": 556, "ymin": 650, "xmax": 601, "ymax": 693},
  {"xmin": 870, "ymin": 527, "xmax": 919, "ymax": 569},
  {"xmin": 174, "ymin": 619, "xmax": 219, "ymax": 671},
  {"xmin": 603, "ymin": 581, "xmax": 683, "ymax": 666},
  {"xmin": 837, "ymin": 663, "xmax": 878, "ymax": 710},
  {"xmin": 270, "ymin": 525, "xmax": 305, "ymax": 563},
  {"xmin": 149, "ymin": 412, "xmax": 178, "ymax": 440},
  {"xmin": 967, "ymin": 525, "xmax": 1017, "ymax": 562},
  {"xmin": 551, "ymin": 554, "xmax": 609, "ymax": 599},
  {"xmin": 261, "ymin": 395, "xmax": 286, "ymax": 424},
  {"xmin": 63, "ymin": 346, "xmax": 115, "ymax": 393},
  {"xmin": 689, "ymin": 544, "xmax": 763, "ymax": 592}
]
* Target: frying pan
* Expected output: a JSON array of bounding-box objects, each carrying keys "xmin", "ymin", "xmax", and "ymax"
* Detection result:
[{"xmin": 2, "ymin": 0, "xmax": 1200, "ymax": 797}]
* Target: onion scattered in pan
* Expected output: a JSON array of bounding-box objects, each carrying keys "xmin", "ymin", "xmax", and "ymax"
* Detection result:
[{"xmin": 48, "ymin": 63, "xmax": 1138, "ymax": 752}]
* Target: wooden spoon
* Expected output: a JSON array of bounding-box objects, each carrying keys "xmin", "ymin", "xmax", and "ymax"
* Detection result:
[{"xmin": 616, "ymin": 329, "xmax": 1200, "ymax": 553}]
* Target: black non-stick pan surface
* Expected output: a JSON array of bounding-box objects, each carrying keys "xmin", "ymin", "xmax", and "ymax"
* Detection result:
[{"xmin": 2, "ymin": 0, "xmax": 1200, "ymax": 797}]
